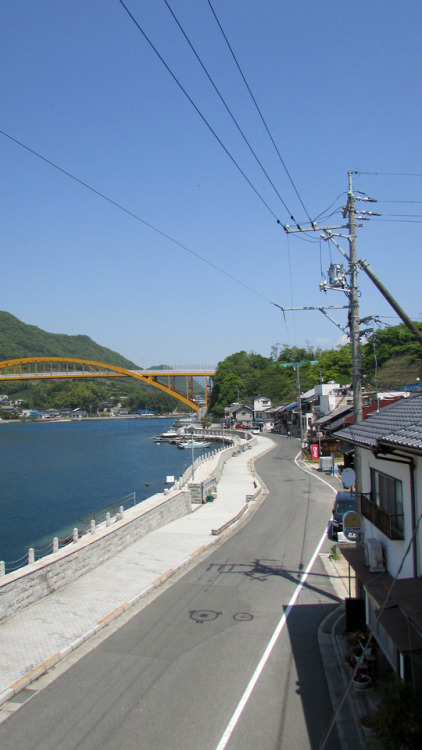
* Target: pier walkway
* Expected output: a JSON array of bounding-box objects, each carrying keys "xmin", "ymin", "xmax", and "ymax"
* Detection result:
[{"xmin": 0, "ymin": 435, "xmax": 273, "ymax": 706}]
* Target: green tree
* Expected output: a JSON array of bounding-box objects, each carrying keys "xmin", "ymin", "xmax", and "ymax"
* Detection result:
[{"xmin": 362, "ymin": 323, "xmax": 422, "ymax": 375}]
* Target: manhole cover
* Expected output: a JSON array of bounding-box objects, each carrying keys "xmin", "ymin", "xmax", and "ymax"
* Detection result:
[
  {"xmin": 233, "ymin": 612, "xmax": 254, "ymax": 622},
  {"xmin": 189, "ymin": 609, "xmax": 222, "ymax": 624}
]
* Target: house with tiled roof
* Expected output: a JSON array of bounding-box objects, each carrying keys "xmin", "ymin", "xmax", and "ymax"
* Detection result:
[{"xmin": 332, "ymin": 393, "xmax": 422, "ymax": 682}]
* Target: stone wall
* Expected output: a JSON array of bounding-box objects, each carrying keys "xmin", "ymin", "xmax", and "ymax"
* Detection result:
[{"xmin": 0, "ymin": 489, "xmax": 191, "ymax": 623}]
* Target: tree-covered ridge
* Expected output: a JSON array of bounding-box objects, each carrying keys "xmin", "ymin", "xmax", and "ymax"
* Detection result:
[
  {"xmin": 211, "ymin": 325, "xmax": 422, "ymax": 416},
  {"xmin": 0, "ymin": 312, "xmax": 193, "ymax": 414},
  {"xmin": 0, "ymin": 311, "xmax": 139, "ymax": 368}
]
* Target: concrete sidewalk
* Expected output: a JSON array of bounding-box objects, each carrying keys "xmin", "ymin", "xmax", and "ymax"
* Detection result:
[{"xmin": 0, "ymin": 435, "xmax": 274, "ymax": 706}]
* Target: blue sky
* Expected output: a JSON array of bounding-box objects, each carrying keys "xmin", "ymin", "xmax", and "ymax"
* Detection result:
[{"xmin": 1, "ymin": 0, "xmax": 421, "ymax": 368}]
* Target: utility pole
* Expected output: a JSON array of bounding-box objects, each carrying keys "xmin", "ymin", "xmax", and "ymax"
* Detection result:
[
  {"xmin": 342, "ymin": 171, "xmax": 362, "ymax": 513},
  {"xmin": 282, "ymin": 171, "xmax": 364, "ymax": 511},
  {"xmin": 343, "ymin": 171, "xmax": 362, "ymax": 425},
  {"xmin": 278, "ymin": 360, "xmax": 316, "ymax": 444},
  {"xmin": 296, "ymin": 363, "xmax": 303, "ymax": 446}
]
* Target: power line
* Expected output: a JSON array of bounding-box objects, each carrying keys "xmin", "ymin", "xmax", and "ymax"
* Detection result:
[
  {"xmin": 0, "ymin": 128, "xmax": 274, "ymax": 304},
  {"xmin": 356, "ymin": 171, "xmax": 422, "ymax": 177},
  {"xmin": 381, "ymin": 213, "xmax": 422, "ymax": 218},
  {"xmin": 162, "ymin": 0, "xmax": 296, "ymax": 223},
  {"xmin": 206, "ymin": 0, "xmax": 312, "ymax": 225},
  {"xmin": 373, "ymin": 218, "xmax": 422, "ymax": 224},
  {"xmin": 312, "ymin": 192, "xmax": 347, "ymax": 222},
  {"xmin": 117, "ymin": 0, "xmax": 282, "ymax": 224}
]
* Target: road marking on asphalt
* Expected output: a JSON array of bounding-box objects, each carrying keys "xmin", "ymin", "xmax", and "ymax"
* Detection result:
[
  {"xmin": 294, "ymin": 450, "xmax": 338, "ymax": 494},
  {"xmin": 215, "ymin": 529, "xmax": 327, "ymax": 750}
]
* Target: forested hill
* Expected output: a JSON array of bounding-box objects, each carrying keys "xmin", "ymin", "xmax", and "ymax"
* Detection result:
[
  {"xmin": 210, "ymin": 323, "xmax": 422, "ymax": 416},
  {"xmin": 0, "ymin": 312, "xmax": 139, "ymax": 369}
]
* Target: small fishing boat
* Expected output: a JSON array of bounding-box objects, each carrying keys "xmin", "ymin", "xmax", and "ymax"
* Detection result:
[
  {"xmin": 177, "ymin": 440, "xmax": 211, "ymax": 449},
  {"xmin": 153, "ymin": 431, "xmax": 180, "ymax": 443}
]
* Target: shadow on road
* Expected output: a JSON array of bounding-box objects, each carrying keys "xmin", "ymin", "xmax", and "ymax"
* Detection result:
[
  {"xmin": 286, "ymin": 602, "xmax": 341, "ymax": 750},
  {"xmin": 206, "ymin": 558, "xmax": 341, "ymax": 603}
]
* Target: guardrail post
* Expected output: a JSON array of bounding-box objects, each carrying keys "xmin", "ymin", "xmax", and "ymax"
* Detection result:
[
  {"xmin": 53, "ymin": 537, "xmax": 59, "ymax": 553},
  {"xmin": 72, "ymin": 528, "xmax": 78, "ymax": 543},
  {"xmin": 0, "ymin": 561, "xmax": 5, "ymax": 577},
  {"xmin": 106, "ymin": 512, "xmax": 111, "ymax": 527},
  {"xmin": 90, "ymin": 519, "xmax": 96, "ymax": 534},
  {"xmin": 119, "ymin": 506, "xmax": 124, "ymax": 520},
  {"xmin": 28, "ymin": 548, "xmax": 35, "ymax": 564}
]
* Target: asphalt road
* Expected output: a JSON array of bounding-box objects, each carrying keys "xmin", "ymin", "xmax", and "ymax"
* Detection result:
[{"xmin": 0, "ymin": 436, "xmax": 341, "ymax": 750}]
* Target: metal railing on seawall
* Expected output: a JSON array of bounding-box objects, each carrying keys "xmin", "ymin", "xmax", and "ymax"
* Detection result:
[
  {"xmin": 0, "ymin": 441, "xmax": 232, "ymax": 576},
  {"xmin": 78, "ymin": 492, "xmax": 137, "ymax": 526},
  {"xmin": 0, "ymin": 492, "xmax": 137, "ymax": 576}
]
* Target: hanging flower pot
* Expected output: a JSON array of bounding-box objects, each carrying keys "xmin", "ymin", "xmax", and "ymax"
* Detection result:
[{"xmin": 352, "ymin": 672, "xmax": 371, "ymax": 691}]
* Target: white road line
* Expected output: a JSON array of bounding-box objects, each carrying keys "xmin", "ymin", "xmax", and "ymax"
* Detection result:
[
  {"xmin": 215, "ymin": 528, "xmax": 327, "ymax": 750},
  {"xmin": 294, "ymin": 450, "xmax": 338, "ymax": 493}
]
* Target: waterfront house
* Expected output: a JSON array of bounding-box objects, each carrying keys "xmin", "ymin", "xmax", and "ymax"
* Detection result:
[
  {"xmin": 251, "ymin": 395, "xmax": 272, "ymax": 431},
  {"xmin": 70, "ymin": 408, "xmax": 89, "ymax": 419},
  {"xmin": 231, "ymin": 404, "xmax": 253, "ymax": 427},
  {"xmin": 332, "ymin": 394, "xmax": 422, "ymax": 683}
]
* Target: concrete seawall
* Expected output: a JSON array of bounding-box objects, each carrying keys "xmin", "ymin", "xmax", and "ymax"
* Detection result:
[{"xmin": 0, "ymin": 438, "xmax": 252, "ymax": 622}]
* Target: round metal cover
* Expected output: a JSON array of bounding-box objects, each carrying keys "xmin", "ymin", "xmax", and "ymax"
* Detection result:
[
  {"xmin": 189, "ymin": 610, "xmax": 221, "ymax": 624},
  {"xmin": 233, "ymin": 613, "xmax": 254, "ymax": 622}
]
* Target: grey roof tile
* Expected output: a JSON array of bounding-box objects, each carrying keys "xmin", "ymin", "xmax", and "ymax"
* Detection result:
[{"xmin": 333, "ymin": 394, "xmax": 422, "ymax": 452}]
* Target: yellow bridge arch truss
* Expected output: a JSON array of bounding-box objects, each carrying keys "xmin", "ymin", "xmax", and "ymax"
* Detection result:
[{"xmin": 0, "ymin": 357, "xmax": 215, "ymax": 412}]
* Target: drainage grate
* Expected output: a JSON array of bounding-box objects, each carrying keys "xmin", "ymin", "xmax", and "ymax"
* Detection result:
[{"xmin": 9, "ymin": 688, "xmax": 37, "ymax": 704}]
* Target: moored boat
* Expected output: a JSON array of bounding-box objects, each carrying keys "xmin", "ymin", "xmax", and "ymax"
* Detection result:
[
  {"xmin": 153, "ymin": 430, "xmax": 180, "ymax": 442},
  {"xmin": 177, "ymin": 440, "xmax": 211, "ymax": 449}
]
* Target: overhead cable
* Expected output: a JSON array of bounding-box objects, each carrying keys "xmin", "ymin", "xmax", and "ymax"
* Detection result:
[
  {"xmin": 356, "ymin": 171, "xmax": 422, "ymax": 177},
  {"xmin": 372, "ymin": 218, "xmax": 422, "ymax": 224},
  {"xmin": 377, "ymin": 199, "xmax": 422, "ymax": 204},
  {"xmin": 312, "ymin": 192, "xmax": 347, "ymax": 222},
  {"xmin": 0, "ymin": 128, "xmax": 274, "ymax": 304},
  {"xmin": 207, "ymin": 0, "xmax": 313, "ymax": 225},
  {"xmin": 162, "ymin": 0, "xmax": 296, "ymax": 223},
  {"xmin": 117, "ymin": 0, "xmax": 281, "ymax": 224}
]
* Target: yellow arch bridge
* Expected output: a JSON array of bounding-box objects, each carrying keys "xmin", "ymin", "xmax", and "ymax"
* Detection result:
[{"xmin": 0, "ymin": 357, "xmax": 215, "ymax": 411}]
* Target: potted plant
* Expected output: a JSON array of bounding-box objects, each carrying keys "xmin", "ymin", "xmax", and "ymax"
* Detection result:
[
  {"xmin": 352, "ymin": 671, "xmax": 371, "ymax": 691},
  {"xmin": 344, "ymin": 653, "xmax": 356, "ymax": 668}
]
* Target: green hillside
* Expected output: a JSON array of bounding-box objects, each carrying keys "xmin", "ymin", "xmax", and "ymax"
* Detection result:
[
  {"xmin": 0, "ymin": 311, "xmax": 139, "ymax": 368},
  {"xmin": 0, "ymin": 313, "xmax": 198, "ymax": 415},
  {"xmin": 211, "ymin": 324, "xmax": 422, "ymax": 416}
]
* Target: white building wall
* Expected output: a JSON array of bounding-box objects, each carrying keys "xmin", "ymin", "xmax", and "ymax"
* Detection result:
[
  {"xmin": 314, "ymin": 383, "xmax": 340, "ymax": 397},
  {"xmin": 361, "ymin": 451, "xmax": 421, "ymax": 579},
  {"xmin": 253, "ymin": 397, "xmax": 271, "ymax": 410}
]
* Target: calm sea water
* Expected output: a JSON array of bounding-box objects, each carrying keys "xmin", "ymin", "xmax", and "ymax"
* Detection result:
[{"xmin": 0, "ymin": 418, "xmax": 206, "ymax": 566}]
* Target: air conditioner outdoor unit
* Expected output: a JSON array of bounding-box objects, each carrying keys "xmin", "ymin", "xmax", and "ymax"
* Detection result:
[{"xmin": 364, "ymin": 538, "xmax": 385, "ymax": 573}]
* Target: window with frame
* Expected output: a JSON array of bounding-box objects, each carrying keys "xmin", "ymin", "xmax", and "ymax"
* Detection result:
[{"xmin": 370, "ymin": 468, "xmax": 404, "ymax": 538}]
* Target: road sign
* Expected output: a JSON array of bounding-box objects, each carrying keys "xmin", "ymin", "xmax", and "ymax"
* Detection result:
[{"xmin": 343, "ymin": 511, "xmax": 362, "ymax": 542}]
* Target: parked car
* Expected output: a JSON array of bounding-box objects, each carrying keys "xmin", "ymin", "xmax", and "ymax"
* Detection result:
[{"xmin": 329, "ymin": 491, "xmax": 356, "ymax": 540}]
